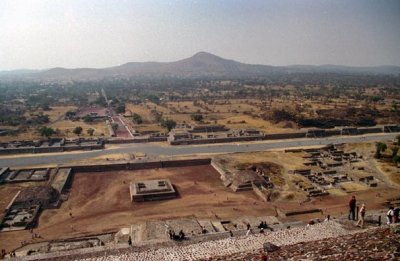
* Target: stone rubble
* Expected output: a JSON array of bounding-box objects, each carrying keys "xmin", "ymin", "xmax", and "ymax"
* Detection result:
[
  {"xmin": 214, "ymin": 225, "xmax": 400, "ymax": 260},
  {"xmin": 73, "ymin": 221, "xmax": 351, "ymax": 261}
]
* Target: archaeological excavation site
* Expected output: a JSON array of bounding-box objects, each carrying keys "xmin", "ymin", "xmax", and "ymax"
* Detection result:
[{"xmin": 0, "ymin": 141, "xmax": 399, "ymax": 260}]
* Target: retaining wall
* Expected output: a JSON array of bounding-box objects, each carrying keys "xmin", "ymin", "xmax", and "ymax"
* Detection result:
[
  {"xmin": 383, "ymin": 125, "xmax": 400, "ymax": 133},
  {"xmin": 69, "ymin": 158, "xmax": 211, "ymax": 173},
  {"xmin": 105, "ymin": 137, "xmax": 167, "ymax": 144},
  {"xmin": 264, "ymin": 132, "xmax": 307, "ymax": 140},
  {"xmin": 357, "ymin": 127, "xmax": 383, "ymax": 135},
  {"xmin": 0, "ymin": 143, "xmax": 104, "ymax": 155},
  {"xmin": 253, "ymin": 185, "xmax": 268, "ymax": 202},
  {"xmin": 169, "ymin": 135, "xmax": 264, "ymax": 145}
]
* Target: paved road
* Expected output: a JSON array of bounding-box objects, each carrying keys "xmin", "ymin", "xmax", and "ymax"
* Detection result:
[{"xmin": 0, "ymin": 133, "xmax": 397, "ymax": 168}]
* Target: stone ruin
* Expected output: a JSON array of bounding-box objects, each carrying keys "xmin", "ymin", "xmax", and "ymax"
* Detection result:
[
  {"xmin": 121, "ymin": 216, "xmax": 281, "ymax": 246},
  {"xmin": 290, "ymin": 145, "xmax": 381, "ymax": 197},
  {"xmin": 0, "ymin": 167, "xmax": 50, "ymax": 184},
  {"xmin": 130, "ymin": 179, "xmax": 177, "ymax": 202},
  {"xmin": 0, "ymin": 167, "xmax": 72, "ymax": 232},
  {"xmin": 0, "ymin": 186, "xmax": 59, "ymax": 232},
  {"xmin": 212, "ymin": 160, "xmax": 276, "ymax": 202}
]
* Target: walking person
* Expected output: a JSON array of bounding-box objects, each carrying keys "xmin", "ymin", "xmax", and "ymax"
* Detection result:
[
  {"xmin": 394, "ymin": 207, "xmax": 400, "ymax": 223},
  {"xmin": 260, "ymin": 251, "xmax": 267, "ymax": 261},
  {"xmin": 356, "ymin": 203, "xmax": 366, "ymax": 228},
  {"xmin": 246, "ymin": 227, "xmax": 253, "ymax": 236},
  {"xmin": 387, "ymin": 207, "xmax": 394, "ymax": 225},
  {"xmin": 348, "ymin": 196, "xmax": 357, "ymax": 220}
]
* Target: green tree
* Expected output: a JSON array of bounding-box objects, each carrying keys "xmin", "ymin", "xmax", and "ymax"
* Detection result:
[
  {"xmin": 39, "ymin": 126, "xmax": 56, "ymax": 138},
  {"xmin": 73, "ymin": 126, "xmax": 83, "ymax": 135},
  {"xmin": 115, "ymin": 104, "xmax": 126, "ymax": 114},
  {"xmin": 94, "ymin": 96, "xmax": 107, "ymax": 107},
  {"xmin": 397, "ymin": 135, "xmax": 400, "ymax": 145},
  {"xmin": 111, "ymin": 123, "xmax": 119, "ymax": 132},
  {"xmin": 374, "ymin": 142, "xmax": 387, "ymax": 159},
  {"xmin": 87, "ymin": 128, "xmax": 95, "ymax": 136},
  {"xmin": 65, "ymin": 110, "xmax": 76, "ymax": 119},
  {"xmin": 83, "ymin": 115, "xmax": 94, "ymax": 123},
  {"xmin": 161, "ymin": 119, "xmax": 176, "ymax": 132},
  {"xmin": 132, "ymin": 113, "xmax": 143, "ymax": 124},
  {"xmin": 146, "ymin": 94, "xmax": 160, "ymax": 104},
  {"xmin": 191, "ymin": 114, "xmax": 203, "ymax": 122},
  {"xmin": 391, "ymin": 146, "xmax": 399, "ymax": 158}
]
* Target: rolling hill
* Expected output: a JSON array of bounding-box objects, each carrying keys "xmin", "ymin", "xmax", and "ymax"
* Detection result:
[{"xmin": 1, "ymin": 52, "xmax": 399, "ymax": 81}]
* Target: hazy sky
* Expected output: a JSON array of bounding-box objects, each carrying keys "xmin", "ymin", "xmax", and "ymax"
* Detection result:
[{"xmin": 0, "ymin": 0, "xmax": 399, "ymax": 70}]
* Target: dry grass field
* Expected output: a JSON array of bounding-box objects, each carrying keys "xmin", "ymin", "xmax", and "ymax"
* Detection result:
[
  {"xmin": 46, "ymin": 106, "xmax": 77, "ymax": 122},
  {"xmin": 50, "ymin": 120, "xmax": 109, "ymax": 138},
  {"xmin": 0, "ymin": 130, "xmax": 42, "ymax": 143},
  {"xmin": 125, "ymin": 98, "xmax": 301, "ymax": 133}
]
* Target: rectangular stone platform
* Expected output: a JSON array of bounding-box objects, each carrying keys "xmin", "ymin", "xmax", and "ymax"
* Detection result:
[{"xmin": 130, "ymin": 179, "xmax": 177, "ymax": 202}]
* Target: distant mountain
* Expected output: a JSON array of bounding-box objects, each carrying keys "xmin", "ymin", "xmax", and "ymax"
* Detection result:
[
  {"xmin": 285, "ymin": 64, "xmax": 400, "ymax": 75},
  {"xmin": 0, "ymin": 69, "xmax": 42, "ymax": 75},
  {"xmin": 1, "ymin": 52, "xmax": 399, "ymax": 81},
  {"xmin": 104, "ymin": 52, "xmax": 282, "ymax": 78}
]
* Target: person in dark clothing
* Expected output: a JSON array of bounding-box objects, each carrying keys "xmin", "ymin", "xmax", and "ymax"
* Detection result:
[
  {"xmin": 168, "ymin": 230, "xmax": 175, "ymax": 240},
  {"xmin": 394, "ymin": 207, "xmax": 400, "ymax": 223},
  {"xmin": 178, "ymin": 230, "xmax": 185, "ymax": 240},
  {"xmin": 349, "ymin": 196, "xmax": 357, "ymax": 220},
  {"xmin": 260, "ymin": 251, "xmax": 267, "ymax": 261}
]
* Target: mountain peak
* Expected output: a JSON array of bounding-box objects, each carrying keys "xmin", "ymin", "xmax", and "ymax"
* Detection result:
[{"xmin": 191, "ymin": 51, "xmax": 222, "ymax": 60}]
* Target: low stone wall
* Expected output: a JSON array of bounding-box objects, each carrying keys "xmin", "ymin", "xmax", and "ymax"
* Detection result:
[
  {"xmin": 171, "ymin": 125, "xmax": 398, "ymax": 146},
  {"xmin": 357, "ymin": 127, "xmax": 383, "ymax": 134},
  {"xmin": 383, "ymin": 125, "xmax": 400, "ymax": 132},
  {"xmin": 210, "ymin": 160, "xmax": 231, "ymax": 181},
  {"xmin": 169, "ymin": 135, "xmax": 264, "ymax": 145},
  {"xmin": 0, "ymin": 146, "xmax": 63, "ymax": 155},
  {"xmin": 63, "ymin": 144, "xmax": 103, "ymax": 151},
  {"xmin": 161, "ymin": 158, "xmax": 211, "ymax": 168},
  {"xmin": 105, "ymin": 139, "xmax": 137, "ymax": 144},
  {"xmin": 264, "ymin": 132, "xmax": 307, "ymax": 140},
  {"xmin": 252, "ymin": 185, "xmax": 268, "ymax": 202},
  {"xmin": 0, "ymin": 143, "xmax": 104, "ymax": 155},
  {"xmin": 324, "ymin": 129, "xmax": 342, "ymax": 136},
  {"xmin": 127, "ymin": 161, "xmax": 162, "ymax": 170},
  {"xmin": 69, "ymin": 158, "xmax": 211, "ymax": 173},
  {"xmin": 284, "ymin": 208, "xmax": 322, "ymax": 216},
  {"xmin": 105, "ymin": 137, "xmax": 167, "ymax": 144}
]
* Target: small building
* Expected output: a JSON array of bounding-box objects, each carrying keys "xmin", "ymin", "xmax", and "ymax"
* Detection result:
[
  {"xmin": 235, "ymin": 129, "xmax": 263, "ymax": 136},
  {"xmin": 130, "ymin": 179, "xmax": 177, "ymax": 202},
  {"xmin": 168, "ymin": 131, "xmax": 193, "ymax": 142}
]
